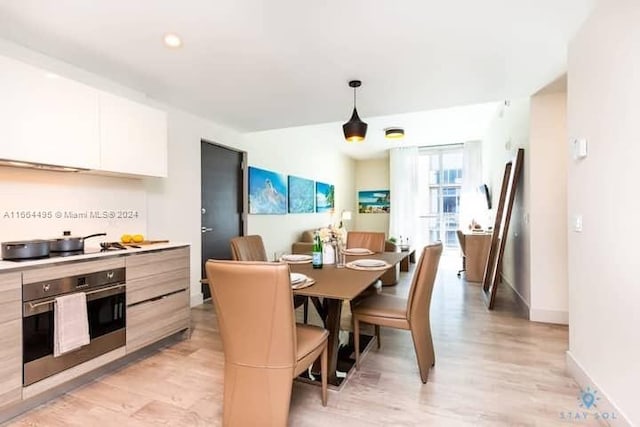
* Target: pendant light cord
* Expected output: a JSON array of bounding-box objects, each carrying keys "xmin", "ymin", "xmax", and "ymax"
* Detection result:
[{"xmin": 353, "ymin": 87, "xmax": 356, "ymax": 109}]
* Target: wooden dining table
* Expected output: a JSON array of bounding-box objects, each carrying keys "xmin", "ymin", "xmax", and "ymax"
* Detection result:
[{"xmin": 290, "ymin": 251, "xmax": 410, "ymax": 387}]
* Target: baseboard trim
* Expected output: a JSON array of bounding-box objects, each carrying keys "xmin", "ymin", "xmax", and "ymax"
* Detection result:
[
  {"xmin": 190, "ymin": 292, "xmax": 204, "ymax": 307},
  {"xmin": 499, "ymin": 274, "xmax": 530, "ymax": 319},
  {"xmin": 566, "ymin": 351, "xmax": 632, "ymax": 426},
  {"xmin": 530, "ymin": 308, "xmax": 569, "ymax": 325}
]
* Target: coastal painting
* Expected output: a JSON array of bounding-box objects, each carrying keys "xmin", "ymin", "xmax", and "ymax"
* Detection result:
[
  {"xmin": 315, "ymin": 182, "xmax": 334, "ymax": 213},
  {"xmin": 248, "ymin": 166, "xmax": 287, "ymax": 214},
  {"xmin": 288, "ymin": 175, "xmax": 315, "ymax": 213},
  {"xmin": 358, "ymin": 190, "xmax": 390, "ymax": 213}
]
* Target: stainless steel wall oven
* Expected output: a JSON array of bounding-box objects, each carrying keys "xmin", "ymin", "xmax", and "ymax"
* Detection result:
[{"xmin": 22, "ymin": 267, "xmax": 126, "ymax": 386}]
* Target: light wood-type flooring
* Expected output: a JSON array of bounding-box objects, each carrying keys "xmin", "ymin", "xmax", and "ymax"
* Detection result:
[{"xmin": 7, "ymin": 253, "xmax": 593, "ymax": 426}]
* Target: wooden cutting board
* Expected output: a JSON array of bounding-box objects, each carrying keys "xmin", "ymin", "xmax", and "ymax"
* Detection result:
[{"xmin": 122, "ymin": 240, "xmax": 170, "ymax": 246}]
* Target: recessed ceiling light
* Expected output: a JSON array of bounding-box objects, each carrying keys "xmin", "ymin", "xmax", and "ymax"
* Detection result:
[
  {"xmin": 163, "ymin": 33, "xmax": 182, "ymax": 48},
  {"xmin": 385, "ymin": 127, "xmax": 405, "ymax": 139}
]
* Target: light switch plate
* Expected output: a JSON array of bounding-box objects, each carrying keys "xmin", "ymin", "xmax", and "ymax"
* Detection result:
[
  {"xmin": 573, "ymin": 215, "xmax": 583, "ymax": 232},
  {"xmin": 573, "ymin": 138, "xmax": 588, "ymax": 159}
]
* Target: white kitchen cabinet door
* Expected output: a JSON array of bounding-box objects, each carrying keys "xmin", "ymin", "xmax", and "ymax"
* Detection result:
[
  {"xmin": 99, "ymin": 92, "xmax": 168, "ymax": 178},
  {"xmin": 0, "ymin": 55, "xmax": 100, "ymax": 169}
]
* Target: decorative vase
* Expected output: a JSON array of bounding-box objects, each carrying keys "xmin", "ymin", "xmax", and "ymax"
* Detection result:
[{"xmin": 322, "ymin": 243, "xmax": 335, "ymax": 265}]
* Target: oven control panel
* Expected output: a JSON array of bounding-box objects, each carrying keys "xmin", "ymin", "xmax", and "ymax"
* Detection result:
[{"xmin": 23, "ymin": 268, "xmax": 126, "ymax": 302}]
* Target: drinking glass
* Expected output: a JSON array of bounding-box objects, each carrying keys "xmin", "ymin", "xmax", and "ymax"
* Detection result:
[{"xmin": 336, "ymin": 242, "xmax": 346, "ymax": 268}]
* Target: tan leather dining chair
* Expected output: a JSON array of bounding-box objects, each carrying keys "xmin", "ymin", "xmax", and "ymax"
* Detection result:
[
  {"xmin": 230, "ymin": 235, "xmax": 268, "ymax": 262},
  {"xmin": 346, "ymin": 231, "xmax": 386, "ymax": 252},
  {"xmin": 351, "ymin": 242, "xmax": 443, "ymax": 383},
  {"xmin": 205, "ymin": 260, "xmax": 328, "ymax": 426},
  {"xmin": 347, "ymin": 231, "xmax": 390, "ymax": 289},
  {"xmin": 230, "ymin": 235, "xmax": 309, "ymax": 319}
]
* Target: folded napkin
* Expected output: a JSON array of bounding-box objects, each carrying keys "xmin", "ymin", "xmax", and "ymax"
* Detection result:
[
  {"xmin": 292, "ymin": 278, "xmax": 316, "ymax": 290},
  {"xmin": 54, "ymin": 292, "xmax": 90, "ymax": 357}
]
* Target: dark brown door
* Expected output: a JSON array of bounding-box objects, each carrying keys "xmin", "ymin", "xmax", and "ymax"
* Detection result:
[{"xmin": 201, "ymin": 141, "xmax": 245, "ymax": 298}]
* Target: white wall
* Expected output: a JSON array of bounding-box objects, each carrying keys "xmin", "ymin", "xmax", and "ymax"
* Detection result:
[
  {"xmin": 482, "ymin": 99, "xmax": 531, "ymax": 307},
  {"xmin": 567, "ymin": 0, "xmax": 640, "ymax": 423},
  {"xmin": 529, "ymin": 91, "xmax": 569, "ymax": 324},
  {"xmin": 354, "ymin": 158, "xmax": 389, "ymax": 235}
]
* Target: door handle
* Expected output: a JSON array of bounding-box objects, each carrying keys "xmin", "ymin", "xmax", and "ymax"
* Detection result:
[{"xmin": 201, "ymin": 227, "xmax": 213, "ymax": 233}]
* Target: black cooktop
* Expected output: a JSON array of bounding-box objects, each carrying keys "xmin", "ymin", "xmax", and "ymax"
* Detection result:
[{"xmin": 2, "ymin": 246, "xmax": 126, "ymax": 262}]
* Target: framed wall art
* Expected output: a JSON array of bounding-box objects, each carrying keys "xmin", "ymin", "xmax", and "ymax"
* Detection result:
[
  {"xmin": 315, "ymin": 182, "xmax": 334, "ymax": 213},
  {"xmin": 288, "ymin": 175, "xmax": 315, "ymax": 213},
  {"xmin": 358, "ymin": 190, "xmax": 390, "ymax": 213},
  {"xmin": 248, "ymin": 166, "xmax": 287, "ymax": 214}
]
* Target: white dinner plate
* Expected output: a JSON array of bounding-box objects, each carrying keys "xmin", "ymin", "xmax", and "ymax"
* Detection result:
[
  {"xmin": 352, "ymin": 259, "xmax": 386, "ymax": 268},
  {"xmin": 290, "ymin": 273, "xmax": 307, "ymax": 284},
  {"xmin": 281, "ymin": 254, "xmax": 312, "ymax": 262}
]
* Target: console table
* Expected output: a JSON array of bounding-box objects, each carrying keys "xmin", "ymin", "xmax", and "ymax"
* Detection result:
[{"xmin": 461, "ymin": 231, "xmax": 492, "ymax": 282}]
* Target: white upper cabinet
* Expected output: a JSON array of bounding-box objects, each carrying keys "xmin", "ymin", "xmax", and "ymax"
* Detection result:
[
  {"xmin": 0, "ymin": 54, "xmax": 168, "ymax": 177},
  {"xmin": 0, "ymin": 55, "xmax": 100, "ymax": 169},
  {"xmin": 99, "ymin": 92, "xmax": 168, "ymax": 178}
]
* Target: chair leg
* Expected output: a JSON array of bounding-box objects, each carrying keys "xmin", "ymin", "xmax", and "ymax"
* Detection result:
[
  {"xmin": 353, "ymin": 317, "xmax": 360, "ymax": 370},
  {"xmin": 303, "ymin": 297, "xmax": 309, "ymax": 324},
  {"xmin": 410, "ymin": 327, "xmax": 435, "ymax": 384},
  {"xmin": 321, "ymin": 343, "xmax": 328, "ymax": 406},
  {"xmin": 375, "ymin": 325, "xmax": 381, "ymax": 349}
]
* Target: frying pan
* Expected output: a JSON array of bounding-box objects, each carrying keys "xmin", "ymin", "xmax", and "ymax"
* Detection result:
[
  {"xmin": 1, "ymin": 240, "xmax": 50, "ymax": 260},
  {"xmin": 49, "ymin": 231, "xmax": 107, "ymax": 252}
]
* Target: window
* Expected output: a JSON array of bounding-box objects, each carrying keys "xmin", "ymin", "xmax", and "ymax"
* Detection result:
[{"xmin": 418, "ymin": 146, "xmax": 463, "ymax": 249}]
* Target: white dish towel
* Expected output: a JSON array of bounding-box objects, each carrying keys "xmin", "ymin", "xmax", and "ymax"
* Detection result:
[{"xmin": 54, "ymin": 292, "xmax": 90, "ymax": 357}]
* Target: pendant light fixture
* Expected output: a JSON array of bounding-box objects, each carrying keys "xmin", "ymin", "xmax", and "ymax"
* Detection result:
[{"xmin": 342, "ymin": 80, "xmax": 368, "ymax": 142}]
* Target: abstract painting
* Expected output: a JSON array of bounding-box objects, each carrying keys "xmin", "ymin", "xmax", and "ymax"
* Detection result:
[
  {"xmin": 248, "ymin": 166, "xmax": 287, "ymax": 214},
  {"xmin": 358, "ymin": 190, "xmax": 390, "ymax": 213},
  {"xmin": 315, "ymin": 182, "xmax": 334, "ymax": 213},
  {"xmin": 288, "ymin": 175, "xmax": 315, "ymax": 213}
]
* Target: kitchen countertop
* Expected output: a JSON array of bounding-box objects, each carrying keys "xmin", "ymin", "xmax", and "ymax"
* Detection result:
[{"xmin": 0, "ymin": 242, "xmax": 189, "ymax": 272}]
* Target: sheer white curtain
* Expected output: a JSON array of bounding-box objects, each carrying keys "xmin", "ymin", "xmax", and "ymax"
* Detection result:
[
  {"xmin": 389, "ymin": 146, "xmax": 420, "ymax": 247},
  {"xmin": 459, "ymin": 140, "xmax": 485, "ymax": 228}
]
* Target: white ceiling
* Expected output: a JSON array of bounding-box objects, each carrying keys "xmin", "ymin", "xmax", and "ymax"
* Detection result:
[{"xmin": 0, "ymin": 1, "xmax": 595, "ymax": 144}]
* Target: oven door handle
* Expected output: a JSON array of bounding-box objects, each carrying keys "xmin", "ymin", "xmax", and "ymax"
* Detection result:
[{"xmin": 26, "ymin": 283, "xmax": 126, "ymax": 310}]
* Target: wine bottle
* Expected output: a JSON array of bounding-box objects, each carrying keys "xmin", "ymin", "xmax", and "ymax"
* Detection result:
[{"xmin": 312, "ymin": 231, "xmax": 323, "ymax": 269}]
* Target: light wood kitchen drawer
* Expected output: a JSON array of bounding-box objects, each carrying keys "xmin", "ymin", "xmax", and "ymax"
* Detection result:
[
  {"xmin": 126, "ymin": 290, "xmax": 190, "ymax": 354},
  {"xmin": 0, "ymin": 319, "xmax": 22, "ymax": 408},
  {"xmin": 126, "ymin": 268, "xmax": 189, "ymax": 306},
  {"xmin": 0, "ymin": 272, "xmax": 21, "ymax": 324},
  {"xmin": 22, "ymin": 257, "xmax": 125, "ymax": 284},
  {"xmin": 125, "ymin": 247, "xmax": 189, "ymax": 280}
]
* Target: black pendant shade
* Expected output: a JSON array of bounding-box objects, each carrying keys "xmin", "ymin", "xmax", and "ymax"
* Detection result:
[
  {"xmin": 343, "ymin": 108, "xmax": 368, "ymax": 142},
  {"xmin": 343, "ymin": 80, "xmax": 367, "ymax": 142}
]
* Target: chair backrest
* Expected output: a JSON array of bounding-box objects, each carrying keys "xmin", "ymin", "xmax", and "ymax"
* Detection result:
[
  {"xmin": 205, "ymin": 260, "xmax": 296, "ymax": 369},
  {"xmin": 406, "ymin": 242, "xmax": 443, "ymax": 323},
  {"xmin": 346, "ymin": 231, "xmax": 386, "ymax": 252},
  {"xmin": 456, "ymin": 230, "xmax": 466, "ymax": 255},
  {"xmin": 230, "ymin": 235, "xmax": 268, "ymax": 261}
]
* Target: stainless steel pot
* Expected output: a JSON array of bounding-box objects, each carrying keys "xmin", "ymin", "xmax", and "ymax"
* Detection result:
[
  {"xmin": 49, "ymin": 231, "xmax": 107, "ymax": 252},
  {"xmin": 1, "ymin": 240, "xmax": 50, "ymax": 260}
]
